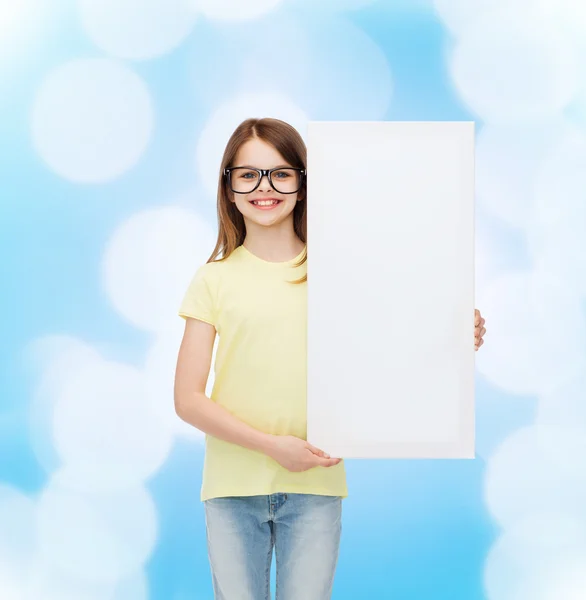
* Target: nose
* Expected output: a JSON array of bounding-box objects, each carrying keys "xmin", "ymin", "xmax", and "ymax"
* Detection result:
[{"xmin": 258, "ymin": 172, "xmax": 274, "ymax": 192}]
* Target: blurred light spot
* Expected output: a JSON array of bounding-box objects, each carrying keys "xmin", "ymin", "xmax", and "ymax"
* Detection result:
[
  {"xmin": 25, "ymin": 561, "xmax": 115, "ymax": 600},
  {"xmin": 474, "ymin": 379, "xmax": 535, "ymax": 463},
  {"xmin": 102, "ymin": 206, "xmax": 216, "ymax": 333},
  {"xmin": 532, "ymin": 424, "xmax": 586, "ymax": 484},
  {"xmin": 111, "ymin": 571, "xmax": 148, "ymax": 600},
  {"xmin": 536, "ymin": 557, "xmax": 586, "ymax": 600},
  {"xmin": 0, "ymin": 485, "xmax": 36, "ymax": 580},
  {"xmin": 31, "ymin": 58, "xmax": 153, "ymax": 182},
  {"xmin": 191, "ymin": 0, "xmax": 283, "ymax": 20},
  {"xmin": 300, "ymin": 16, "xmax": 393, "ymax": 120},
  {"xmin": 474, "ymin": 215, "xmax": 521, "ymax": 298},
  {"xmin": 534, "ymin": 2, "xmax": 586, "ymax": 129},
  {"xmin": 294, "ymin": 0, "xmax": 379, "ymax": 11},
  {"xmin": 541, "ymin": 0, "xmax": 586, "ymax": 41},
  {"xmin": 25, "ymin": 561, "xmax": 147, "ymax": 600},
  {"xmin": 0, "ymin": 573, "xmax": 23, "ymax": 600},
  {"xmin": 0, "ymin": 0, "xmax": 32, "ymax": 39},
  {"xmin": 475, "ymin": 119, "xmax": 572, "ymax": 229},
  {"xmin": 527, "ymin": 128, "xmax": 586, "ymax": 298},
  {"xmin": 484, "ymin": 512, "xmax": 586, "ymax": 600},
  {"xmin": 196, "ymin": 91, "xmax": 308, "ymax": 198},
  {"xmin": 78, "ymin": 0, "xmax": 197, "ymax": 60},
  {"xmin": 532, "ymin": 128, "xmax": 586, "ymax": 228},
  {"xmin": 536, "ymin": 368, "xmax": 586, "ymax": 429},
  {"xmin": 484, "ymin": 425, "xmax": 586, "ymax": 528},
  {"xmin": 433, "ymin": 0, "xmax": 542, "ymax": 35},
  {"xmin": 51, "ymin": 358, "xmax": 173, "ymax": 490},
  {"xmin": 37, "ymin": 476, "xmax": 157, "ymax": 585},
  {"xmin": 189, "ymin": 15, "xmax": 311, "ymax": 110},
  {"xmin": 449, "ymin": 11, "xmax": 577, "ymax": 123},
  {"xmin": 25, "ymin": 336, "xmax": 102, "ymax": 475},
  {"xmin": 189, "ymin": 15, "xmax": 391, "ymax": 125},
  {"xmin": 144, "ymin": 325, "xmax": 216, "ymax": 441},
  {"xmin": 474, "ymin": 270, "xmax": 586, "ymax": 395}
]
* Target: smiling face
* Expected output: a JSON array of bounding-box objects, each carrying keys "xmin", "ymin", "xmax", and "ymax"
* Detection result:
[{"xmin": 228, "ymin": 137, "xmax": 301, "ymax": 229}]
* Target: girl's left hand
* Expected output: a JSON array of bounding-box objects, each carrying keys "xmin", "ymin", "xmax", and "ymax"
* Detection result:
[{"xmin": 474, "ymin": 308, "xmax": 486, "ymax": 351}]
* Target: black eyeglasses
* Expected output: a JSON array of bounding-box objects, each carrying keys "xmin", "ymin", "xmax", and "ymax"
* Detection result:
[{"xmin": 224, "ymin": 167, "xmax": 306, "ymax": 194}]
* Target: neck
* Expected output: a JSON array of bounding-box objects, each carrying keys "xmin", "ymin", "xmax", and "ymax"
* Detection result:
[{"xmin": 242, "ymin": 218, "xmax": 305, "ymax": 263}]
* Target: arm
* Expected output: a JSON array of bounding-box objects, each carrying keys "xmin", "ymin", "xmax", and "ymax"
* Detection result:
[
  {"xmin": 173, "ymin": 317, "xmax": 341, "ymax": 470},
  {"xmin": 174, "ymin": 317, "xmax": 274, "ymax": 453}
]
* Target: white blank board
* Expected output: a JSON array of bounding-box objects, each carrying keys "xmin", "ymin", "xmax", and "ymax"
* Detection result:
[{"xmin": 306, "ymin": 121, "xmax": 475, "ymax": 459}]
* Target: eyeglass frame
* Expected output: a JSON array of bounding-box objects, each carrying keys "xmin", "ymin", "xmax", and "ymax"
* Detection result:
[{"xmin": 223, "ymin": 166, "xmax": 306, "ymax": 194}]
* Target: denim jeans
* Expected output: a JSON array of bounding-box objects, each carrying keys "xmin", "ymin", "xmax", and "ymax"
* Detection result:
[{"xmin": 204, "ymin": 493, "xmax": 342, "ymax": 600}]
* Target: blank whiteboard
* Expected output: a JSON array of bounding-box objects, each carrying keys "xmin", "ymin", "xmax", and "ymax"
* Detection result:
[{"xmin": 306, "ymin": 121, "xmax": 475, "ymax": 459}]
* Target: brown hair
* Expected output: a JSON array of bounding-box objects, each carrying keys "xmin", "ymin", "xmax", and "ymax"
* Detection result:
[{"xmin": 205, "ymin": 117, "xmax": 307, "ymax": 284}]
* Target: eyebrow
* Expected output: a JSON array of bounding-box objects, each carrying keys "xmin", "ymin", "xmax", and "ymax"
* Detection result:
[{"xmin": 236, "ymin": 164, "xmax": 293, "ymax": 169}]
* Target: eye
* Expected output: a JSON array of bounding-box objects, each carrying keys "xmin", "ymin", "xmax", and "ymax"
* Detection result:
[{"xmin": 239, "ymin": 170, "xmax": 258, "ymax": 179}]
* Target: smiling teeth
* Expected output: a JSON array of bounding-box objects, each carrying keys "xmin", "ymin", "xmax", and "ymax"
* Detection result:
[{"xmin": 254, "ymin": 200, "xmax": 278, "ymax": 206}]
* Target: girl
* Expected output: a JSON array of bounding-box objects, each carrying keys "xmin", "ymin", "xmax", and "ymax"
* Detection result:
[{"xmin": 174, "ymin": 117, "xmax": 486, "ymax": 600}]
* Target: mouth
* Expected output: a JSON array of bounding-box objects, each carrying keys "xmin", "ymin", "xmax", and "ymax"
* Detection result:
[{"xmin": 249, "ymin": 198, "xmax": 283, "ymax": 210}]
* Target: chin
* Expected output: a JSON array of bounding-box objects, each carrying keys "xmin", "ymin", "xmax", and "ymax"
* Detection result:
[{"xmin": 246, "ymin": 213, "xmax": 284, "ymax": 227}]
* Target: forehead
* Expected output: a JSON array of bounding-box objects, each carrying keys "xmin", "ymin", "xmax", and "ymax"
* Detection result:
[{"xmin": 234, "ymin": 138, "xmax": 289, "ymax": 167}]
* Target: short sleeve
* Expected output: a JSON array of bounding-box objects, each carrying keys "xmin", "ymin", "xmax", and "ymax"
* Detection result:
[{"xmin": 178, "ymin": 265, "xmax": 216, "ymax": 326}]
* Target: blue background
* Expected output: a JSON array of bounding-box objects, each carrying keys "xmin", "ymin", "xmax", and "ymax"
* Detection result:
[{"xmin": 2, "ymin": 0, "xmax": 584, "ymax": 598}]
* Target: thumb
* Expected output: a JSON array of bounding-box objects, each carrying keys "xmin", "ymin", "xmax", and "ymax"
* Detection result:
[{"xmin": 306, "ymin": 442, "xmax": 329, "ymax": 458}]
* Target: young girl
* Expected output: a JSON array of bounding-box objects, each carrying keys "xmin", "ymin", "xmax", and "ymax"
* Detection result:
[{"xmin": 174, "ymin": 117, "xmax": 486, "ymax": 600}]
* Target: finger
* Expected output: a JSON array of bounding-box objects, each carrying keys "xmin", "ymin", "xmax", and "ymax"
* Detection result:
[
  {"xmin": 306, "ymin": 443, "xmax": 329, "ymax": 458},
  {"xmin": 317, "ymin": 457, "xmax": 342, "ymax": 468},
  {"xmin": 475, "ymin": 325, "xmax": 486, "ymax": 338}
]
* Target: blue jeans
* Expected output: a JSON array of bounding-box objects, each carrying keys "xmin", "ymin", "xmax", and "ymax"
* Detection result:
[{"xmin": 204, "ymin": 493, "xmax": 342, "ymax": 600}]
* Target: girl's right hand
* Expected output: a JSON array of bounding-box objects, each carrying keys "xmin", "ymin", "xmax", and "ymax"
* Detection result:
[{"xmin": 265, "ymin": 435, "xmax": 342, "ymax": 472}]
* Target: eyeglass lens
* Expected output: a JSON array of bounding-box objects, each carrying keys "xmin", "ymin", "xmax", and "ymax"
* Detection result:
[{"xmin": 229, "ymin": 168, "xmax": 302, "ymax": 194}]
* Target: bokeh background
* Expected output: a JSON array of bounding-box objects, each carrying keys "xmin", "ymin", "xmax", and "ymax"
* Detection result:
[{"xmin": 2, "ymin": 0, "xmax": 586, "ymax": 598}]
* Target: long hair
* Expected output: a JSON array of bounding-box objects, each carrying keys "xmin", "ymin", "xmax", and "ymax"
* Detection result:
[{"xmin": 205, "ymin": 117, "xmax": 307, "ymax": 284}]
